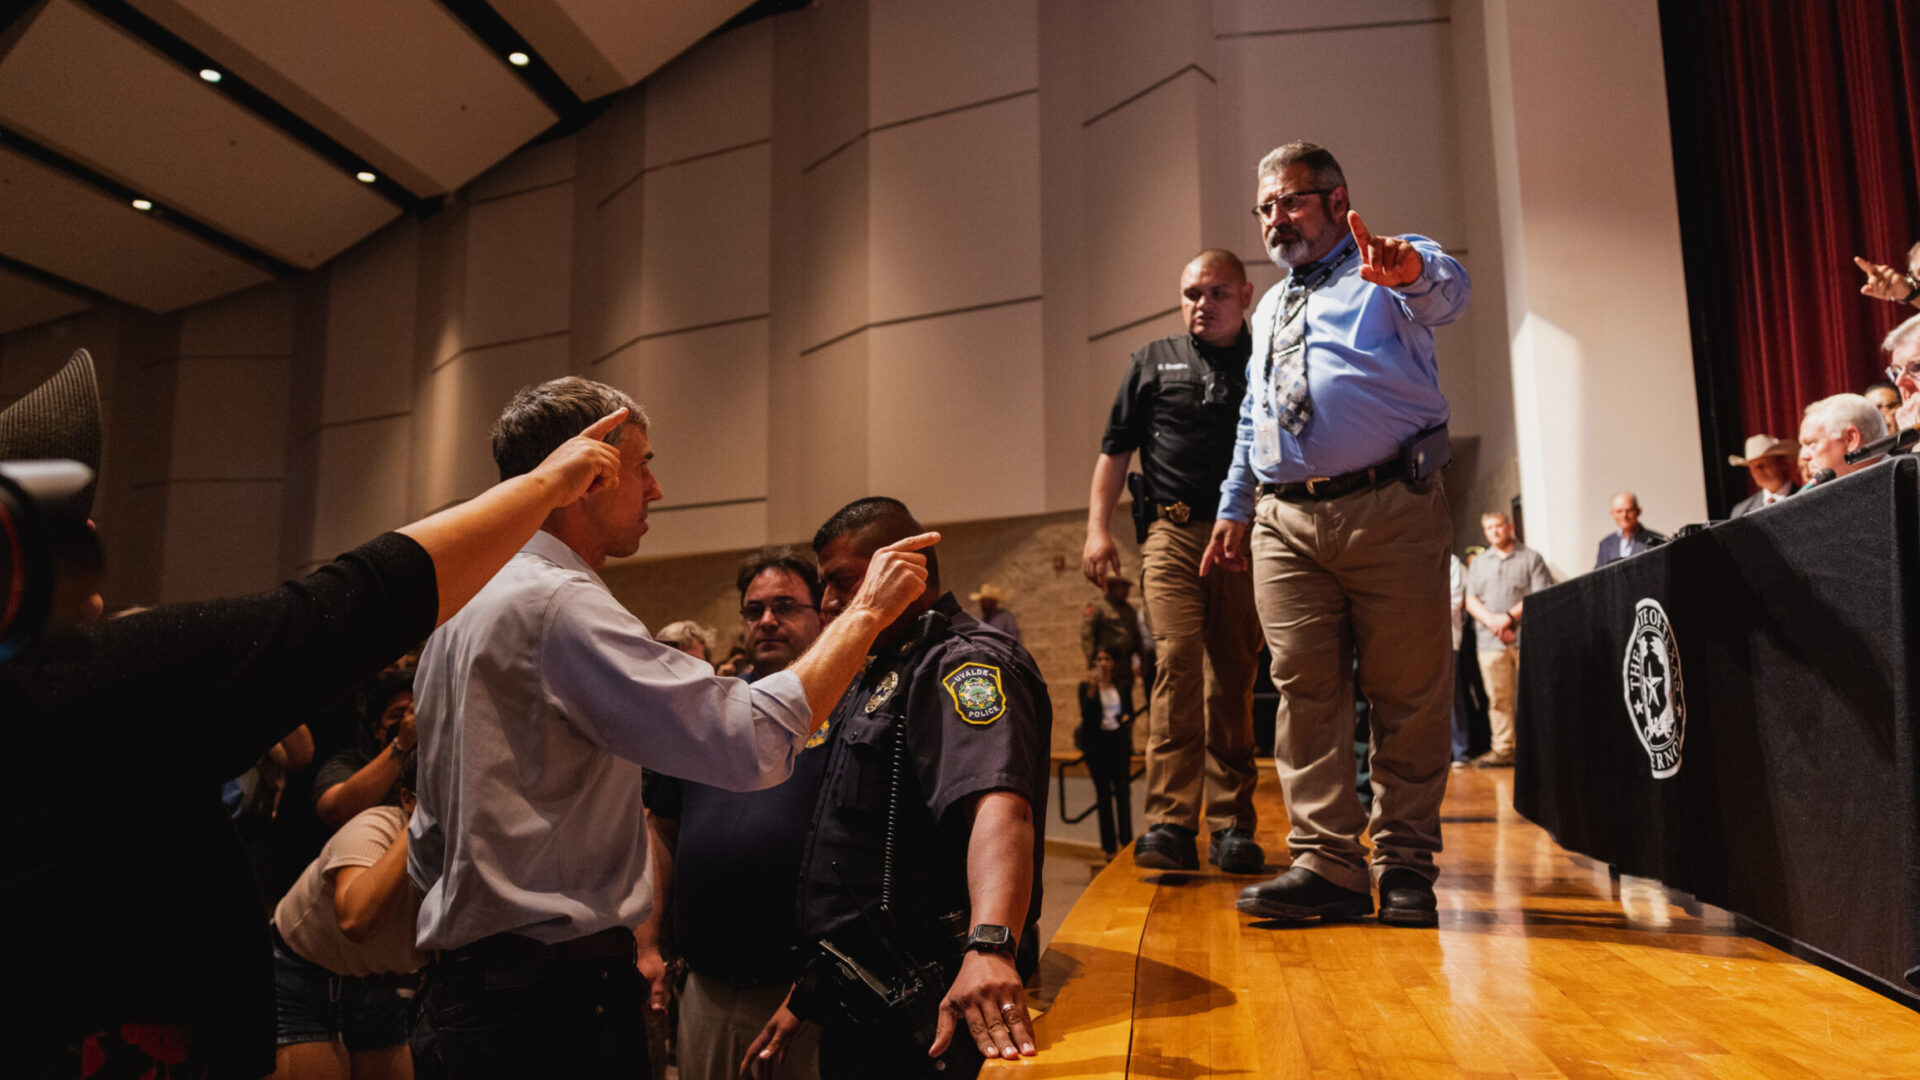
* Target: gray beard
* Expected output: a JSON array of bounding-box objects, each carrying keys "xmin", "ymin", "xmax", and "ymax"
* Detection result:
[{"xmin": 1265, "ymin": 231, "xmax": 1310, "ymax": 268}]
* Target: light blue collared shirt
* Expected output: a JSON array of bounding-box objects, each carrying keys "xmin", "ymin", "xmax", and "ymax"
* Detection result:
[
  {"xmin": 1217, "ymin": 233, "xmax": 1470, "ymax": 521},
  {"xmin": 409, "ymin": 530, "xmax": 813, "ymax": 951}
]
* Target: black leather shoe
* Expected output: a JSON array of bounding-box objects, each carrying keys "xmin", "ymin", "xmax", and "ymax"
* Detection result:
[
  {"xmin": 1236, "ymin": 867, "xmax": 1373, "ymax": 921},
  {"xmin": 1132, "ymin": 824, "xmax": 1199, "ymax": 871},
  {"xmin": 1208, "ymin": 827, "xmax": 1266, "ymax": 874},
  {"xmin": 1377, "ymin": 868, "xmax": 1439, "ymax": 927}
]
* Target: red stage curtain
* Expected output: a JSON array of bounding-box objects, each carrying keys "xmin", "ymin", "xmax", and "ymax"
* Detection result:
[{"xmin": 1666, "ymin": 0, "xmax": 1920, "ymax": 451}]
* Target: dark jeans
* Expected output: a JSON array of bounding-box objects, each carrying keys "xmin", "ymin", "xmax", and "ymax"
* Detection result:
[
  {"xmin": 1084, "ymin": 725, "xmax": 1134, "ymax": 854},
  {"xmin": 819, "ymin": 1022, "xmax": 984, "ymax": 1080},
  {"xmin": 1451, "ymin": 641, "xmax": 1490, "ymax": 762},
  {"xmin": 410, "ymin": 933, "xmax": 651, "ymax": 1080}
]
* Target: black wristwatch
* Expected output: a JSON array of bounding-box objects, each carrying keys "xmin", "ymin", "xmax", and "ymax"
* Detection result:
[{"xmin": 965, "ymin": 924, "xmax": 1015, "ymax": 957}]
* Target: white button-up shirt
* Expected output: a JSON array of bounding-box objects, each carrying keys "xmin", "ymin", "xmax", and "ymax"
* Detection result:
[{"xmin": 408, "ymin": 530, "xmax": 812, "ymax": 950}]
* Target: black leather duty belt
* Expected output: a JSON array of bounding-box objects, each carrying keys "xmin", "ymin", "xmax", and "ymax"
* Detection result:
[{"xmin": 1258, "ymin": 456, "xmax": 1405, "ymax": 502}]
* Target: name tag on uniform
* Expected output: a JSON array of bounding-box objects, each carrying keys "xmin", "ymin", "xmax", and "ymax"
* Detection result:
[{"xmin": 1254, "ymin": 414, "xmax": 1284, "ymax": 469}]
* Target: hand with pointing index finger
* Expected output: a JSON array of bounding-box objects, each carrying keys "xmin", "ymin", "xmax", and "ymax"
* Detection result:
[
  {"xmin": 847, "ymin": 531, "xmax": 941, "ymax": 626},
  {"xmin": 1349, "ymin": 211, "xmax": 1423, "ymax": 289}
]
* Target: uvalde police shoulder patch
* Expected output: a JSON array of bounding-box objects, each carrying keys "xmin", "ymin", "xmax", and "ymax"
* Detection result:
[{"xmin": 941, "ymin": 661, "xmax": 1006, "ymax": 726}]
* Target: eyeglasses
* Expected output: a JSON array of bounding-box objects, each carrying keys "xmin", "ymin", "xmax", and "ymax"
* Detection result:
[
  {"xmin": 741, "ymin": 598, "xmax": 816, "ymax": 621},
  {"xmin": 1887, "ymin": 362, "xmax": 1920, "ymax": 383},
  {"xmin": 1251, "ymin": 189, "xmax": 1336, "ymax": 221}
]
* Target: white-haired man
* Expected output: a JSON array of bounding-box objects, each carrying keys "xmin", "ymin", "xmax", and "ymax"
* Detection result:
[
  {"xmin": 1799, "ymin": 392, "xmax": 1887, "ymax": 483},
  {"xmin": 1885, "ymin": 314, "xmax": 1920, "ymax": 434}
]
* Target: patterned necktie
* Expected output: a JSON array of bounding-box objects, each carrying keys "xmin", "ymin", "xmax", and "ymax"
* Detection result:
[{"xmin": 1268, "ymin": 278, "xmax": 1312, "ymax": 435}]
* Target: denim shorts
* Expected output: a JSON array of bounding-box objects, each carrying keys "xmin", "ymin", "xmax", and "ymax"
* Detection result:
[{"xmin": 273, "ymin": 934, "xmax": 411, "ymax": 1051}]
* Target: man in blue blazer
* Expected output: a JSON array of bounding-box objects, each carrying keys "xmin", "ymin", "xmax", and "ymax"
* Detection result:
[{"xmin": 1594, "ymin": 491, "xmax": 1667, "ymax": 569}]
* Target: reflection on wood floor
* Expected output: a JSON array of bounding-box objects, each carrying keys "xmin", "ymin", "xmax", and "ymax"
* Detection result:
[{"xmin": 987, "ymin": 766, "xmax": 1920, "ymax": 1078}]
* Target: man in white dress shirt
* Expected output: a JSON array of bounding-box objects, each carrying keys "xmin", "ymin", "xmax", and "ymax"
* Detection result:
[{"xmin": 407, "ymin": 376, "xmax": 935, "ymax": 1079}]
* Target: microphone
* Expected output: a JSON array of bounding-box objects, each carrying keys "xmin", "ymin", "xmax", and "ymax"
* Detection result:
[
  {"xmin": 1844, "ymin": 423, "xmax": 1920, "ymax": 464},
  {"xmin": 1809, "ymin": 467, "xmax": 1837, "ymax": 486}
]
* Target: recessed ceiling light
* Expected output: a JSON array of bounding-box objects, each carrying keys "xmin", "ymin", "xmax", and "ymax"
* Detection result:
[
  {"xmin": 508, "ymin": 51, "xmax": 530, "ymax": 67},
  {"xmin": 131, "ymin": 198, "xmax": 153, "ymax": 211},
  {"xmin": 199, "ymin": 68, "xmax": 222, "ymax": 83},
  {"xmin": 355, "ymin": 171, "xmax": 377, "ymax": 184}
]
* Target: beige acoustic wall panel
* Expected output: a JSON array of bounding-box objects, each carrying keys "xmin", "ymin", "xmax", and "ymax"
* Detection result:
[
  {"xmin": 638, "ymin": 144, "xmax": 771, "ymax": 336},
  {"xmin": 310, "ymin": 416, "xmax": 411, "ymax": 565},
  {"xmin": 1212, "ymin": 0, "xmax": 1449, "ymax": 37},
  {"xmin": 866, "ymin": 94, "xmax": 1042, "ymax": 324},
  {"xmin": 158, "ymin": 479, "xmax": 282, "ymax": 601},
  {"xmin": 323, "ymin": 223, "xmax": 419, "ymax": 425},
  {"xmin": 169, "ymin": 357, "xmax": 290, "ymax": 482},
  {"xmin": 866, "ymin": 0, "xmax": 1037, "ymax": 128},
  {"xmin": 867, "ymin": 303, "xmax": 1045, "ymax": 525},
  {"xmin": 601, "ymin": 319, "xmax": 770, "ymax": 510},
  {"xmin": 1081, "ymin": 77, "xmax": 1209, "ymax": 342},
  {"xmin": 791, "ymin": 142, "xmax": 872, "ymax": 356},
  {"xmin": 174, "ymin": 278, "xmax": 294, "ymax": 359},
  {"xmin": 0, "ymin": 270, "xmax": 91, "ymax": 336},
  {"xmin": 571, "ymin": 94, "xmax": 650, "ymax": 369},
  {"xmin": 623, "ymin": 499, "xmax": 766, "ymax": 564},
  {"xmin": 415, "ymin": 337, "xmax": 569, "ymax": 514},
  {"xmin": 782, "ymin": 333, "xmax": 870, "ymax": 538},
  {"xmin": 0, "ymin": 146, "xmax": 272, "ymax": 312},
  {"xmin": 642, "ymin": 20, "xmax": 772, "ymax": 170},
  {"xmin": 1077, "ymin": 0, "xmax": 1214, "ymax": 131},
  {"xmin": 463, "ymin": 181, "xmax": 574, "ymax": 352}
]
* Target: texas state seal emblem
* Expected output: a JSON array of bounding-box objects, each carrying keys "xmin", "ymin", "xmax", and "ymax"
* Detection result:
[{"xmin": 1622, "ymin": 598, "xmax": 1685, "ymax": 779}]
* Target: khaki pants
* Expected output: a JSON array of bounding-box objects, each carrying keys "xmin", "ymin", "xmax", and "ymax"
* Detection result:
[
  {"xmin": 1249, "ymin": 482, "xmax": 1454, "ymax": 892},
  {"xmin": 677, "ymin": 969, "xmax": 819, "ymax": 1080},
  {"xmin": 1139, "ymin": 518, "xmax": 1263, "ymax": 834},
  {"xmin": 1476, "ymin": 646, "xmax": 1518, "ymax": 756}
]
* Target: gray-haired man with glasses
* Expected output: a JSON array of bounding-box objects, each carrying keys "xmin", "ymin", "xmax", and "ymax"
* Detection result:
[
  {"xmin": 640, "ymin": 546, "xmax": 829, "ymax": 1080},
  {"xmin": 1884, "ymin": 313, "xmax": 1920, "ymax": 436}
]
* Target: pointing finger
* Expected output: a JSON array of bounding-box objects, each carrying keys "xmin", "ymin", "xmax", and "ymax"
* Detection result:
[
  {"xmin": 1348, "ymin": 210, "xmax": 1373, "ymax": 252},
  {"xmin": 580, "ymin": 407, "xmax": 630, "ymax": 441},
  {"xmin": 881, "ymin": 531, "xmax": 942, "ymax": 554}
]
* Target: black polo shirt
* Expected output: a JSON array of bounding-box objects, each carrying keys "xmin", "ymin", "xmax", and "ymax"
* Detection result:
[
  {"xmin": 794, "ymin": 594, "xmax": 1050, "ymax": 979},
  {"xmin": 645, "ymin": 730, "xmax": 833, "ymax": 983},
  {"xmin": 1100, "ymin": 327, "xmax": 1252, "ymax": 515}
]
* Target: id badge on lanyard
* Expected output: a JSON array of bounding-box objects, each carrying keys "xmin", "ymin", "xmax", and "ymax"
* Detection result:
[{"xmin": 1253, "ymin": 413, "xmax": 1283, "ymax": 469}]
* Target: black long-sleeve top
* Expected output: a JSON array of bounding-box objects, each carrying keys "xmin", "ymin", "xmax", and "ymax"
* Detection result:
[{"xmin": 2, "ymin": 532, "xmax": 438, "ymax": 1078}]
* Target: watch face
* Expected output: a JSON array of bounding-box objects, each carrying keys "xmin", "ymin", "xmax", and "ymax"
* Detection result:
[{"xmin": 969, "ymin": 924, "xmax": 1012, "ymax": 950}]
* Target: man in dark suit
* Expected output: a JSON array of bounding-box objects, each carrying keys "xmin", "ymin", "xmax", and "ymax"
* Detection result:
[
  {"xmin": 1726, "ymin": 434, "xmax": 1799, "ymax": 518},
  {"xmin": 1593, "ymin": 492, "xmax": 1667, "ymax": 569}
]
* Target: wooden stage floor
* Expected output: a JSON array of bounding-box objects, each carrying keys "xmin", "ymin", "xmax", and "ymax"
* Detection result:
[{"xmin": 987, "ymin": 767, "xmax": 1920, "ymax": 1078}]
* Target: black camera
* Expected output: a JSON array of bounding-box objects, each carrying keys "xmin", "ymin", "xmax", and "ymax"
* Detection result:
[{"xmin": 0, "ymin": 460, "xmax": 102, "ymax": 663}]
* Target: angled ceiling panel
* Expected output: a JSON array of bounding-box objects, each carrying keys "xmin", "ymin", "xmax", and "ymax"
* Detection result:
[
  {"xmin": 0, "ymin": 145, "xmax": 273, "ymax": 312},
  {"xmin": 489, "ymin": 0, "xmax": 753, "ymax": 100},
  {"xmin": 0, "ymin": 267, "xmax": 92, "ymax": 335},
  {"xmin": 126, "ymin": 0, "xmax": 558, "ymax": 195},
  {"xmin": 0, "ymin": 0, "xmax": 398, "ymax": 269}
]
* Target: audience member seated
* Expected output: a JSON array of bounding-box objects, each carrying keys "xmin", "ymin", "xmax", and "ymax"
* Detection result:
[
  {"xmin": 314, "ymin": 674, "xmax": 415, "ymax": 831},
  {"xmin": 1464, "ymin": 512, "xmax": 1555, "ymax": 769},
  {"xmin": 1727, "ymin": 434, "xmax": 1799, "ymax": 517},
  {"xmin": 970, "ymin": 583, "xmax": 1023, "ymax": 643},
  {"xmin": 1885, "ymin": 314, "xmax": 1920, "ymax": 433},
  {"xmin": 269, "ymin": 752, "xmax": 426, "ymax": 1079},
  {"xmin": 1866, "ymin": 381, "xmax": 1901, "ymax": 436},
  {"xmin": 1593, "ymin": 491, "xmax": 1667, "ymax": 569},
  {"xmin": 657, "ymin": 620, "xmax": 717, "ymax": 667},
  {"xmin": 1799, "ymin": 392, "xmax": 1886, "ymax": 482},
  {"xmin": 640, "ymin": 547, "xmax": 828, "ymax": 1080},
  {"xmin": 1077, "ymin": 648, "xmax": 1137, "ymax": 858}
]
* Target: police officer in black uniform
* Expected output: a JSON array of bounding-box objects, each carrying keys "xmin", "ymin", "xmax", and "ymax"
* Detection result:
[
  {"xmin": 1082, "ymin": 248, "xmax": 1266, "ymax": 874},
  {"xmin": 752, "ymin": 497, "xmax": 1049, "ymax": 1079}
]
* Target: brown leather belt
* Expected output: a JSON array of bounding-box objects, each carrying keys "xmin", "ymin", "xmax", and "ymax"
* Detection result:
[{"xmin": 1258, "ymin": 456, "xmax": 1405, "ymax": 502}]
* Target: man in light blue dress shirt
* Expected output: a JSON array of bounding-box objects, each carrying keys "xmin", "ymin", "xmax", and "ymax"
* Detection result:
[
  {"xmin": 1200, "ymin": 142, "xmax": 1469, "ymax": 930},
  {"xmin": 407, "ymin": 377, "xmax": 937, "ymax": 1078}
]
